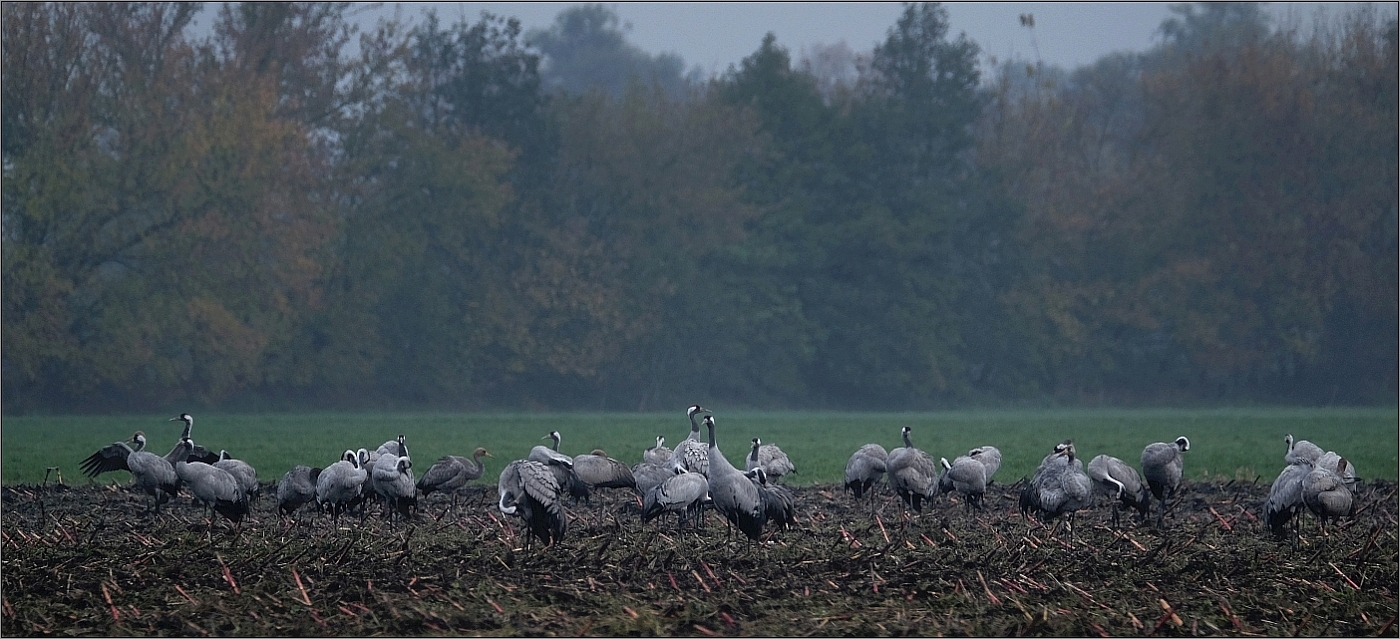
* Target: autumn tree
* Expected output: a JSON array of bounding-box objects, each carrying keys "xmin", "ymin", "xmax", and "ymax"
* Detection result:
[
  {"xmin": 2, "ymin": 3, "xmax": 346, "ymax": 410},
  {"xmin": 977, "ymin": 3, "xmax": 1397, "ymax": 403}
]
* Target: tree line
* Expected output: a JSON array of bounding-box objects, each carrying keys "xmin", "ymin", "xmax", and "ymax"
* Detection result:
[{"xmin": 3, "ymin": 2, "xmax": 1395, "ymax": 413}]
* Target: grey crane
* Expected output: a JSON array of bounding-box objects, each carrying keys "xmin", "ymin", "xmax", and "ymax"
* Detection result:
[
  {"xmin": 80, "ymin": 431, "xmax": 147, "ymax": 479},
  {"xmin": 938, "ymin": 455, "xmax": 988, "ymax": 510},
  {"xmin": 644, "ymin": 436, "xmax": 673, "ymax": 466},
  {"xmin": 276, "ymin": 465, "xmax": 322, "ymax": 518},
  {"xmin": 417, "ymin": 447, "xmax": 492, "ymax": 509},
  {"xmin": 175, "ymin": 453, "xmax": 249, "ymax": 524},
  {"xmin": 354, "ymin": 448, "xmax": 375, "ymax": 498},
  {"xmin": 670, "ymin": 405, "xmax": 712, "ymax": 476},
  {"xmin": 1265, "ymin": 460, "xmax": 1312, "ymax": 541},
  {"xmin": 1040, "ymin": 440, "xmax": 1074, "ymax": 465},
  {"xmin": 214, "ymin": 450, "xmax": 260, "ymax": 504},
  {"xmin": 746, "ymin": 438, "xmax": 796, "ymax": 482},
  {"xmin": 844, "ymin": 443, "xmax": 888, "ymax": 500},
  {"xmin": 531, "ymin": 431, "xmax": 588, "ymax": 501},
  {"xmin": 498, "ymin": 459, "xmax": 567, "ymax": 547},
  {"xmin": 1020, "ymin": 441, "xmax": 1093, "ymax": 542},
  {"xmin": 572, "ymin": 449, "xmax": 637, "ymax": 497},
  {"xmin": 369, "ymin": 442, "xmax": 411, "ymax": 521},
  {"xmin": 1284, "ymin": 434, "xmax": 1324, "ymax": 465},
  {"xmin": 703, "ymin": 414, "xmax": 766, "ymax": 541},
  {"xmin": 377, "ymin": 434, "xmax": 409, "ymax": 458},
  {"xmin": 361, "ymin": 436, "xmax": 405, "ymax": 473},
  {"xmin": 1303, "ymin": 457, "xmax": 1354, "ymax": 536},
  {"xmin": 123, "ymin": 433, "xmax": 193, "ymax": 515},
  {"xmin": 1141, "ymin": 436, "xmax": 1190, "ymax": 527},
  {"xmin": 1086, "ymin": 454, "xmax": 1151, "ymax": 527},
  {"xmin": 372, "ymin": 449, "xmax": 416, "ymax": 521},
  {"xmin": 642, "ymin": 467, "xmax": 710, "ymax": 530},
  {"xmin": 1019, "ymin": 445, "xmax": 1061, "ymax": 516},
  {"xmin": 316, "ymin": 450, "xmax": 367, "ymax": 518},
  {"xmin": 968, "ymin": 445, "xmax": 1002, "ymax": 483},
  {"xmin": 1315, "ymin": 451, "xmax": 1356, "ymax": 486},
  {"xmin": 168, "ymin": 414, "xmax": 220, "ymax": 464},
  {"xmin": 632, "ymin": 460, "xmax": 675, "ymax": 496},
  {"xmin": 746, "ymin": 467, "xmax": 797, "ymax": 530},
  {"xmin": 886, "ymin": 426, "xmax": 939, "ymax": 513},
  {"xmin": 530, "ymin": 431, "xmax": 573, "ymax": 466},
  {"xmin": 361, "ymin": 448, "xmax": 382, "ymax": 471}
]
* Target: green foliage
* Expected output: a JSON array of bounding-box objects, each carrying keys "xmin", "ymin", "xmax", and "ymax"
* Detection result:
[{"xmin": 715, "ymin": 7, "xmax": 988, "ymax": 407}]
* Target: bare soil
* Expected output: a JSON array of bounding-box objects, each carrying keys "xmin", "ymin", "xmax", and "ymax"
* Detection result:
[{"xmin": 2, "ymin": 477, "xmax": 1396, "ymax": 636}]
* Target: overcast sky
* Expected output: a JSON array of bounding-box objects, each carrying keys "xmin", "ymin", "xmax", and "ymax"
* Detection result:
[{"xmin": 346, "ymin": 2, "xmax": 1394, "ymax": 75}]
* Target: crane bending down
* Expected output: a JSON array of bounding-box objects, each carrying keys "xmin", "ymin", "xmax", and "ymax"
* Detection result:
[
  {"xmin": 642, "ymin": 467, "xmax": 709, "ymax": 530},
  {"xmin": 844, "ymin": 443, "xmax": 888, "ymax": 501},
  {"xmin": 498, "ymin": 459, "xmax": 567, "ymax": 547},
  {"xmin": 418, "ymin": 447, "xmax": 492, "ymax": 510},
  {"xmin": 1086, "ymin": 454, "xmax": 1150, "ymax": 528}
]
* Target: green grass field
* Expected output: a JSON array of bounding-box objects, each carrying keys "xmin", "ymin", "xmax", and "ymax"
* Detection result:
[{"xmin": 3, "ymin": 408, "xmax": 1394, "ymax": 487}]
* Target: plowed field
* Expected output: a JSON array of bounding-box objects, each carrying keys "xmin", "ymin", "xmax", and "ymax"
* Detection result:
[{"xmin": 2, "ymin": 478, "xmax": 1395, "ymax": 636}]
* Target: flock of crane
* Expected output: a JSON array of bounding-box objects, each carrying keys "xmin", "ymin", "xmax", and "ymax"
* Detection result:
[{"xmin": 78, "ymin": 407, "xmax": 1359, "ymax": 548}]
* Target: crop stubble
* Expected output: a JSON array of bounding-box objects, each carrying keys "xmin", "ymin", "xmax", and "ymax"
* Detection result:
[{"xmin": 1, "ymin": 477, "xmax": 1396, "ymax": 636}]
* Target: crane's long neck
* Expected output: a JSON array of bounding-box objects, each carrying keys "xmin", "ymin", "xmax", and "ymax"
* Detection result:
[
  {"xmin": 165, "ymin": 439, "xmax": 192, "ymax": 465},
  {"xmin": 902, "ymin": 430, "xmax": 914, "ymax": 448},
  {"xmin": 750, "ymin": 441, "xmax": 760, "ymax": 462},
  {"xmin": 550, "ymin": 432, "xmax": 561, "ymax": 452},
  {"xmin": 706, "ymin": 419, "xmax": 716, "ymax": 449},
  {"xmin": 180, "ymin": 418, "xmax": 192, "ymax": 441},
  {"xmin": 1105, "ymin": 475, "xmax": 1125, "ymax": 498},
  {"xmin": 688, "ymin": 408, "xmax": 703, "ymax": 440}
]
